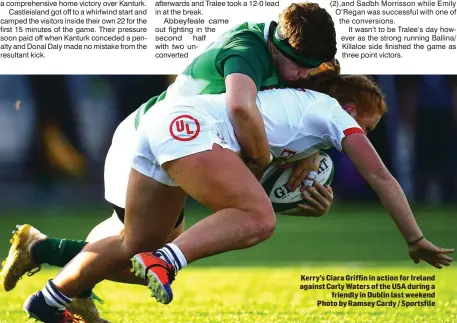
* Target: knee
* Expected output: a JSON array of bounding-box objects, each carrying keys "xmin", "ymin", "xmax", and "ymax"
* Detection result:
[
  {"xmin": 123, "ymin": 239, "xmax": 142, "ymax": 256},
  {"xmin": 246, "ymin": 202, "xmax": 276, "ymax": 244},
  {"xmin": 123, "ymin": 235, "xmax": 166, "ymax": 256}
]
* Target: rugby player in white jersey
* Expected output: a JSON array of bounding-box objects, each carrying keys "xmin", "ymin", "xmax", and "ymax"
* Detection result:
[{"xmin": 23, "ymin": 73, "xmax": 454, "ymax": 321}]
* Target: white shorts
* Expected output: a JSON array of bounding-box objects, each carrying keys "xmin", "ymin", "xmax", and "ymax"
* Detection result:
[
  {"xmin": 104, "ymin": 111, "xmax": 137, "ymax": 208},
  {"xmin": 132, "ymin": 103, "xmax": 239, "ymax": 186}
]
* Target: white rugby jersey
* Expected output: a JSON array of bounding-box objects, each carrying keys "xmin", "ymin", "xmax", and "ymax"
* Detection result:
[
  {"xmin": 149, "ymin": 87, "xmax": 364, "ymax": 162},
  {"xmin": 255, "ymin": 88, "xmax": 364, "ymax": 161}
]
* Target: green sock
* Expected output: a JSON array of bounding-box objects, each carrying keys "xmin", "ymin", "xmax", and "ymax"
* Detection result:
[
  {"xmin": 32, "ymin": 238, "xmax": 88, "ymax": 267},
  {"xmin": 32, "ymin": 238, "xmax": 94, "ymax": 298}
]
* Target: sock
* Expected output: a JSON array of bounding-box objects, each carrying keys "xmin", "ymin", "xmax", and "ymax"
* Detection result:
[
  {"xmin": 32, "ymin": 238, "xmax": 88, "ymax": 267},
  {"xmin": 33, "ymin": 238, "xmax": 94, "ymax": 299},
  {"xmin": 155, "ymin": 243, "xmax": 187, "ymax": 274},
  {"xmin": 41, "ymin": 280, "xmax": 72, "ymax": 311}
]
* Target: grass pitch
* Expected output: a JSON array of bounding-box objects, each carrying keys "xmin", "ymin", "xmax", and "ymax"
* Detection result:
[{"xmin": 0, "ymin": 204, "xmax": 456, "ymax": 322}]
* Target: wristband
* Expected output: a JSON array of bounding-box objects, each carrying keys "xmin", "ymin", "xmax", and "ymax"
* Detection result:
[{"xmin": 407, "ymin": 236, "xmax": 424, "ymax": 246}]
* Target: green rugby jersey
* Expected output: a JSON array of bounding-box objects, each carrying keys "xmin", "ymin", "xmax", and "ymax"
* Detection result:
[{"xmin": 135, "ymin": 21, "xmax": 281, "ymax": 128}]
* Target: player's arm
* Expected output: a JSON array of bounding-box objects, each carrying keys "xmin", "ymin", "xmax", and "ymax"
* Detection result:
[
  {"xmin": 343, "ymin": 133, "xmax": 454, "ymax": 268},
  {"xmin": 217, "ymin": 33, "xmax": 271, "ymax": 168},
  {"xmin": 343, "ymin": 133, "xmax": 422, "ymax": 241},
  {"xmin": 225, "ymin": 74, "xmax": 270, "ymax": 167}
]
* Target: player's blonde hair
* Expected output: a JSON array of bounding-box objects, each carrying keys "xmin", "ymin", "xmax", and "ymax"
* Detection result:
[{"xmin": 297, "ymin": 71, "xmax": 387, "ymax": 116}]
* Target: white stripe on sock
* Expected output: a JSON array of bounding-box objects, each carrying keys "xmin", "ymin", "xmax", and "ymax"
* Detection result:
[
  {"xmin": 42, "ymin": 286, "xmax": 65, "ymax": 310},
  {"xmin": 160, "ymin": 248, "xmax": 176, "ymax": 267},
  {"xmin": 47, "ymin": 285, "xmax": 70, "ymax": 307},
  {"xmin": 156, "ymin": 250, "xmax": 172, "ymax": 264},
  {"xmin": 166, "ymin": 243, "xmax": 187, "ymax": 269}
]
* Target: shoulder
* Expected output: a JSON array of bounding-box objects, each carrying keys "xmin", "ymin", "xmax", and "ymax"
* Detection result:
[
  {"xmin": 273, "ymin": 88, "xmax": 340, "ymax": 110},
  {"xmin": 299, "ymin": 89, "xmax": 339, "ymax": 105},
  {"xmin": 257, "ymin": 87, "xmax": 341, "ymax": 109},
  {"xmin": 217, "ymin": 22, "xmax": 270, "ymax": 57}
]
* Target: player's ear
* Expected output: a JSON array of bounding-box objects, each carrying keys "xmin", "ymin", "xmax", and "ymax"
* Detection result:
[{"xmin": 343, "ymin": 103, "xmax": 357, "ymax": 118}]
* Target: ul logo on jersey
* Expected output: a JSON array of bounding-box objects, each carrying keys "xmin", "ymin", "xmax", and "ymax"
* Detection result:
[{"xmin": 169, "ymin": 115, "xmax": 200, "ymax": 141}]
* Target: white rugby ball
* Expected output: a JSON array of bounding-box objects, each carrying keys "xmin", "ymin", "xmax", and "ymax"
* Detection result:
[{"xmin": 260, "ymin": 151, "xmax": 334, "ymax": 213}]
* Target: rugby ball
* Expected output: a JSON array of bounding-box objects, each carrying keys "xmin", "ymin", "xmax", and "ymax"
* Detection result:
[{"xmin": 260, "ymin": 151, "xmax": 334, "ymax": 213}]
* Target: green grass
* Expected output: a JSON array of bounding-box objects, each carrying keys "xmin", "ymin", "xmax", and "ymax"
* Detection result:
[{"xmin": 0, "ymin": 204, "xmax": 456, "ymax": 322}]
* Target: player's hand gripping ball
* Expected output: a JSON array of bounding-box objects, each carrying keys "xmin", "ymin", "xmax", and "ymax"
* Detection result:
[{"xmin": 260, "ymin": 151, "xmax": 334, "ymax": 213}]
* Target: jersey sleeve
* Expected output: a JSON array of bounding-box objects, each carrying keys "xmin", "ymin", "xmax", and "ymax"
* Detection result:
[
  {"xmin": 326, "ymin": 104, "xmax": 365, "ymax": 151},
  {"xmin": 301, "ymin": 97, "xmax": 364, "ymax": 151},
  {"xmin": 215, "ymin": 32, "xmax": 272, "ymax": 90}
]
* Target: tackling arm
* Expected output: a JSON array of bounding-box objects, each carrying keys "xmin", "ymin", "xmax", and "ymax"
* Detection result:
[
  {"xmin": 217, "ymin": 32, "xmax": 273, "ymax": 168},
  {"xmin": 225, "ymin": 73, "xmax": 271, "ymax": 168}
]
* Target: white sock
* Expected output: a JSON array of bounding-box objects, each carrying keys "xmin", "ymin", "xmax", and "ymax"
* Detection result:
[
  {"xmin": 155, "ymin": 243, "xmax": 187, "ymax": 274},
  {"xmin": 41, "ymin": 280, "xmax": 72, "ymax": 310}
]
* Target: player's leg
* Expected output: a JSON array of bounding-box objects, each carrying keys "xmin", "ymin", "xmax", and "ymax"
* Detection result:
[
  {"xmin": 67, "ymin": 212, "xmax": 186, "ymax": 322},
  {"xmin": 133, "ymin": 143, "xmax": 275, "ymax": 303},
  {"xmin": 69, "ymin": 209, "xmax": 156, "ymax": 323},
  {"xmin": 166, "ymin": 145, "xmax": 275, "ymax": 260},
  {"xmin": 0, "ymin": 209, "xmax": 126, "ymax": 292},
  {"xmin": 67, "ymin": 212, "xmax": 125, "ymax": 323},
  {"xmin": 8, "ymin": 210, "xmax": 185, "ymax": 322},
  {"xmin": 23, "ymin": 171, "xmax": 186, "ymax": 321},
  {"xmin": 0, "ymin": 224, "xmax": 87, "ymax": 292},
  {"xmin": 85, "ymin": 212, "xmax": 124, "ymax": 243},
  {"xmin": 1, "ymin": 208, "xmax": 183, "ymax": 287},
  {"xmin": 107, "ymin": 212, "xmax": 185, "ymax": 285},
  {"xmin": 169, "ymin": 212, "xmax": 185, "ymax": 241},
  {"xmin": 0, "ymin": 215, "xmax": 119, "ymax": 323}
]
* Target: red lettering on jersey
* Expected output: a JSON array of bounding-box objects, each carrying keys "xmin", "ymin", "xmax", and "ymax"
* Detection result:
[
  {"xmin": 170, "ymin": 115, "xmax": 200, "ymax": 141},
  {"xmin": 281, "ymin": 148, "xmax": 296, "ymax": 157}
]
